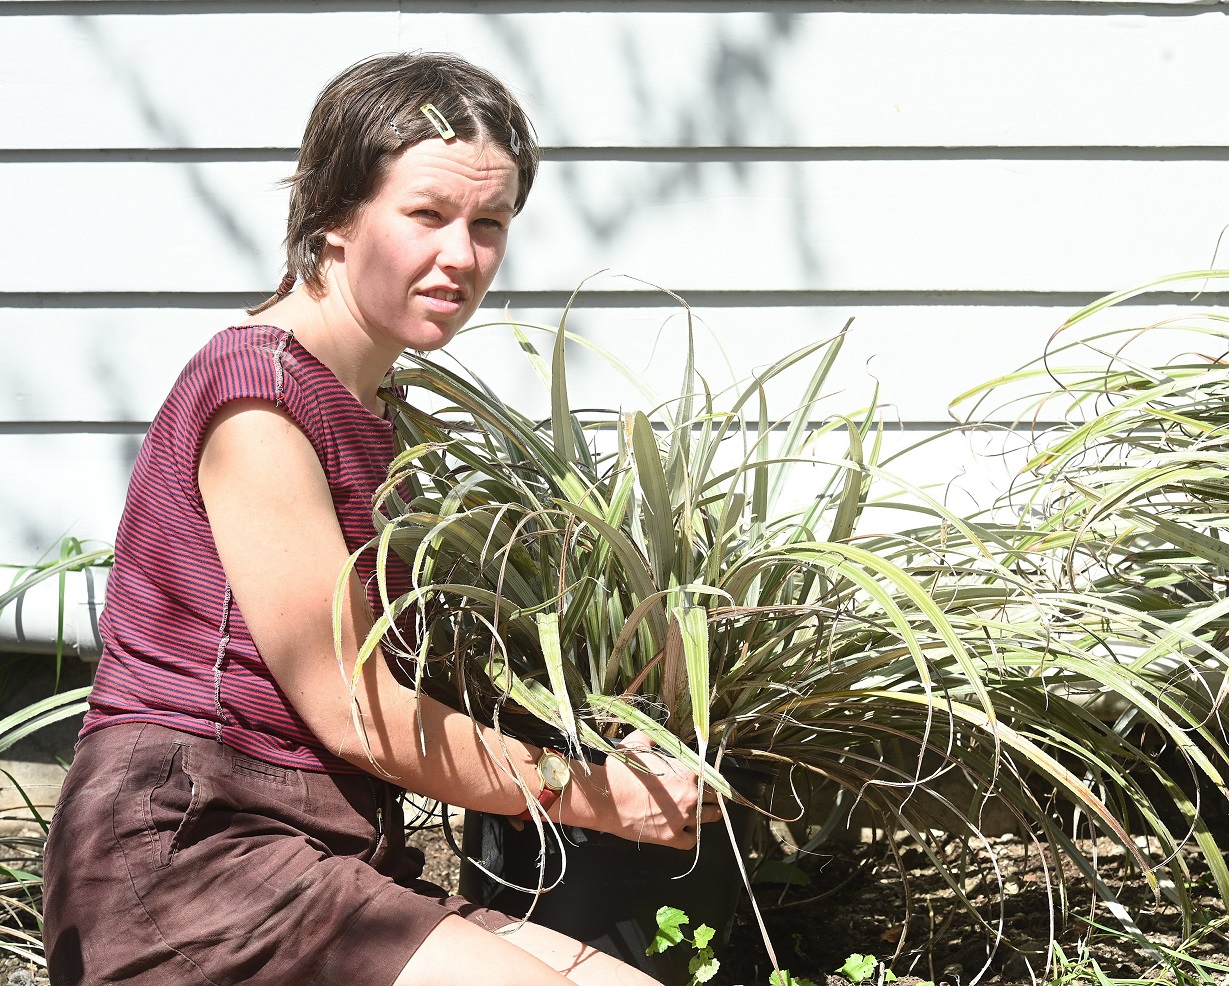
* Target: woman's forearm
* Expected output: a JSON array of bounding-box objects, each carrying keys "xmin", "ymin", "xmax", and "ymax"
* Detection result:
[
  {"xmin": 328, "ymin": 634, "xmax": 706, "ymax": 847},
  {"xmin": 201, "ymin": 403, "xmax": 710, "ymax": 847}
]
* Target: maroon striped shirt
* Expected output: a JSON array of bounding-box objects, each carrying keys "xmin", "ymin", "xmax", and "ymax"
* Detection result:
[{"xmin": 83, "ymin": 325, "xmax": 410, "ymax": 773}]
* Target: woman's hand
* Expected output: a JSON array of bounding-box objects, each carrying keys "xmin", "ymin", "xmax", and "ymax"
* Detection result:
[{"xmin": 567, "ymin": 730, "xmax": 722, "ymax": 850}]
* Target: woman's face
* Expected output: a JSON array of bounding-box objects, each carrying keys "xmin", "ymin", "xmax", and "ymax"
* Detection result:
[{"xmin": 324, "ymin": 137, "xmax": 519, "ymax": 354}]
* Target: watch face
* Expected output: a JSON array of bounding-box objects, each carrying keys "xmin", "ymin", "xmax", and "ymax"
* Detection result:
[{"xmin": 539, "ymin": 750, "xmax": 571, "ymax": 791}]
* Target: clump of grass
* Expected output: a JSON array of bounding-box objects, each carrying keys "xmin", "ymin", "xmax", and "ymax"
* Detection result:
[{"xmin": 338, "ymin": 286, "xmax": 1229, "ymax": 976}]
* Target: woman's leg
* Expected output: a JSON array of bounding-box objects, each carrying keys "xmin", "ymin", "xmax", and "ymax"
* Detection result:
[
  {"xmin": 500, "ymin": 920, "xmax": 663, "ymax": 986},
  {"xmin": 394, "ymin": 915, "xmax": 661, "ymax": 986}
]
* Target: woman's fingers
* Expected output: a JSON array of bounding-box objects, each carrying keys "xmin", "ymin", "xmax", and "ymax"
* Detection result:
[
  {"xmin": 599, "ymin": 730, "xmax": 737, "ymax": 847},
  {"xmin": 686, "ymin": 801, "xmax": 723, "ymax": 829},
  {"xmin": 617, "ymin": 728, "xmax": 657, "ymax": 751},
  {"xmin": 598, "ymin": 743, "xmax": 733, "ymax": 849}
]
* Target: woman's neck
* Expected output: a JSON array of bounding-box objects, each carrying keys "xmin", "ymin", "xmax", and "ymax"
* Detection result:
[{"xmin": 240, "ymin": 287, "xmax": 400, "ymax": 415}]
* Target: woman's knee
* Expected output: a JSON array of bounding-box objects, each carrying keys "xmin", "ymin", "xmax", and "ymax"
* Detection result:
[
  {"xmin": 494, "ymin": 920, "xmax": 663, "ymax": 986},
  {"xmin": 393, "ymin": 914, "xmax": 571, "ymax": 986}
]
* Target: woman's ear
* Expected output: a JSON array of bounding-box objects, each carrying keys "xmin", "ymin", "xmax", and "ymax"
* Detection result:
[{"xmin": 324, "ymin": 228, "xmax": 348, "ymax": 249}]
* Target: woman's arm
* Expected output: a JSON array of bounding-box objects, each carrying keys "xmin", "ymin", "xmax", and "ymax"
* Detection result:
[{"xmin": 198, "ymin": 400, "xmax": 713, "ymax": 849}]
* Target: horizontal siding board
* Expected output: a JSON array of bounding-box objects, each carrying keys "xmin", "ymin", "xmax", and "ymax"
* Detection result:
[
  {"xmin": 0, "ymin": 424, "xmax": 1013, "ymax": 566},
  {"xmin": 1, "ymin": 160, "xmax": 291, "ymax": 293},
  {"xmin": 0, "ymin": 307, "xmax": 223, "ymax": 422},
  {"xmin": 0, "ymin": 8, "xmax": 398, "ymax": 151},
  {"xmin": 5, "ymin": 297, "xmax": 1221, "ymax": 424},
  {"xmin": 5, "ymin": 9, "xmax": 1228, "ymax": 148},
  {"xmin": 5, "ymin": 159, "xmax": 1228, "ymax": 293},
  {"xmin": 404, "ymin": 10, "xmax": 1229, "ymax": 149},
  {"xmin": 0, "ymin": 432, "xmax": 141, "ymax": 564}
]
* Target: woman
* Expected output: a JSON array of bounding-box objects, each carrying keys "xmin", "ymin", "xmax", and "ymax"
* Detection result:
[{"xmin": 42, "ymin": 52, "xmax": 715, "ymax": 986}]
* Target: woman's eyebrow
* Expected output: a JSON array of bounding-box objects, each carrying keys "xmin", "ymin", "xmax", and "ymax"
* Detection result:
[{"xmin": 404, "ymin": 186, "xmax": 516, "ymax": 216}]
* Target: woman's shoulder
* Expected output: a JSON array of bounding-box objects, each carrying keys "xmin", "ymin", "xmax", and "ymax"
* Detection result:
[
  {"xmin": 170, "ymin": 324, "xmax": 294, "ymax": 398},
  {"xmin": 143, "ymin": 325, "xmax": 298, "ymax": 444},
  {"xmin": 189, "ymin": 323, "xmax": 290, "ymax": 369}
]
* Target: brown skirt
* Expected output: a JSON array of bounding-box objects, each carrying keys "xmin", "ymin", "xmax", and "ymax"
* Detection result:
[{"xmin": 42, "ymin": 722, "xmax": 514, "ymax": 985}]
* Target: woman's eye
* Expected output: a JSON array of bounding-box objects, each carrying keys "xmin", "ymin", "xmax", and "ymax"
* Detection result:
[
  {"xmin": 412, "ymin": 209, "xmax": 443, "ymax": 222},
  {"xmin": 474, "ymin": 218, "xmax": 506, "ymax": 232}
]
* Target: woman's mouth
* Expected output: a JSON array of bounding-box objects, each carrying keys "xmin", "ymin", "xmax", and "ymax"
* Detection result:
[{"xmin": 419, "ymin": 288, "xmax": 465, "ymax": 314}]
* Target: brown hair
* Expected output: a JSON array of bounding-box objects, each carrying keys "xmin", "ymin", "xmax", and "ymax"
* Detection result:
[{"xmin": 249, "ymin": 51, "xmax": 539, "ymax": 314}]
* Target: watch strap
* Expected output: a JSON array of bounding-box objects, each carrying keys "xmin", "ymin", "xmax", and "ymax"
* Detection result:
[
  {"xmin": 515, "ymin": 748, "xmax": 567, "ymax": 821},
  {"xmin": 515, "ymin": 784, "xmax": 562, "ymax": 821}
]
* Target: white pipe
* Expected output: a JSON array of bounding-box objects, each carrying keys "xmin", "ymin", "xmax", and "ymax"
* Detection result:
[{"xmin": 0, "ymin": 567, "xmax": 108, "ymax": 661}]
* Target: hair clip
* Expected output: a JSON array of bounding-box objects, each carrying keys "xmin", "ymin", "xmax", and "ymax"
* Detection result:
[
  {"xmin": 420, "ymin": 104, "xmax": 455, "ymax": 140},
  {"xmin": 509, "ymin": 128, "xmax": 521, "ymax": 156}
]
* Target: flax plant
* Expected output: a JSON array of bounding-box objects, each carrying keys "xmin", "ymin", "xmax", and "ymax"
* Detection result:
[
  {"xmin": 951, "ymin": 270, "xmax": 1229, "ymax": 948},
  {"xmin": 339, "ymin": 290, "xmax": 1229, "ymax": 970},
  {"xmin": 955, "ymin": 271, "xmax": 1229, "ymax": 633}
]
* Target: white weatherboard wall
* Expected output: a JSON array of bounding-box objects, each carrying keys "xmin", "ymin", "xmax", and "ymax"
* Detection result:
[{"xmin": 2, "ymin": 1, "xmax": 1229, "ymax": 568}]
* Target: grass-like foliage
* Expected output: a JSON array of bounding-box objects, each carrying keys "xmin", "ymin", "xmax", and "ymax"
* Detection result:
[
  {"xmin": 1049, "ymin": 915, "xmax": 1229, "ymax": 986},
  {"xmin": 339, "ymin": 286, "xmax": 1229, "ymax": 973},
  {"xmin": 954, "ymin": 269, "xmax": 1229, "ymax": 627},
  {"xmin": 951, "ymin": 269, "xmax": 1229, "ymax": 959},
  {"xmin": 0, "ymin": 538, "xmax": 105, "ymax": 966}
]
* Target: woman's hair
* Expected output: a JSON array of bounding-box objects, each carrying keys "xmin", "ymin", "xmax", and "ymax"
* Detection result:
[{"xmin": 249, "ymin": 51, "xmax": 539, "ymax": 314}]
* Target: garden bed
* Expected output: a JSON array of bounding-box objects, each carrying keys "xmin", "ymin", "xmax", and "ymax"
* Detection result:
[
  {"xmin": 2, "ymin": 811, "xmax": 1226, "ymax": 985},
  {"xmin": 405, "ymin": 814, "xmax": 1229, "ymax": 986},
  {"xmin": 720, "ymin": 833, "xmax": 1229, "ymax": 986}
]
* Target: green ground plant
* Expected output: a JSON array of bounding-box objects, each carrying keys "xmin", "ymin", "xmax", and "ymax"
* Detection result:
[
  {"xmin": 647, "ymin": 906, "xmax": 721, "ymax": 985},
  {"xmin": 1045, "ymin": 915, "xmax": 1229, "ymax": 986},
  {"xmin": 649, "ymin": 905, "xmax": 832, "ymax": 986},
  {"xmin": 951, "ymin": 269, "xmax": 1229, "ymax": 978},
  {"xmin": 835, "ymin": 952, "xmax": 897, "ymax": 983},
  {"xmin": 0, "ymin": 538, "xmax": 106, "ymax": 966},
  {"xmin": 339, "ymin": 285, "xmax": 1229, "ymax": 978},
  {"xmin": 0, "ymin": 538, "xmax": 112, "ymax": 687}
]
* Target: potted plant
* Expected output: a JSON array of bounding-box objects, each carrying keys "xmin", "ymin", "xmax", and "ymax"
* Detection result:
[{"xmin": 339, "ymin": 290, "xmax": 1228, "ymax": 983}]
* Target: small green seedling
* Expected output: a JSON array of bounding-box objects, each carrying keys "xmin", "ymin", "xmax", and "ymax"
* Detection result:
[
  {"xmin": 649, "ymin": 907, "xmax": 822, "ymax": 986},
  {"xmin": 768, "ymin": 970, "xmax": 819, "ymax": 986},
  {"xmin": 647, "ymin": 906, "xmax": 720, "ymax": 984},
  {"xmin": 752, "ymin": 859, "xmax": 812, "ymax": 887},
  {"xmin": 836, "ymin": 953, "xmax": 897, "ymax": 984}
]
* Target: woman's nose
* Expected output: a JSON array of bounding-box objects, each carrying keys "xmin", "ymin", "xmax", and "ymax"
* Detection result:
[{"xmin": 437, "ymin": 221, "xmax": 477, "ymax": 272}]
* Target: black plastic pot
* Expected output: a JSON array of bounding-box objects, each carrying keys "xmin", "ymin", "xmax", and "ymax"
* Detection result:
[{"xmin": 458, "ymin": 765, "xmax": 770, "ymax": 986}]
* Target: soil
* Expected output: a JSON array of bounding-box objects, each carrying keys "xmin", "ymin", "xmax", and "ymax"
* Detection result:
[
  {"xmin": 718, "ymin": 832, "xmax": 1229, "ymax": 986},
  {"xmin": 403, "ymin": 811, "xmax": 1229, "ymax": 986},
  {"xmin": 3, "ymin": 810, "xmax": 1227, "ymax": 986}
]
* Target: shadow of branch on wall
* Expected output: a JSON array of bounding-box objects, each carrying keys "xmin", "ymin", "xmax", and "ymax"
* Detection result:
[
  {"xmin": 73, "ymin": 15, "xmax": 268, "ymax": 281},
  {"xmin": 483, "ymin": 10, "xmax": 823, "ymax": 282}
]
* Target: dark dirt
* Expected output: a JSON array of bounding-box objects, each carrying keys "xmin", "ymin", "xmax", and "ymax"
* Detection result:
[
  {"xmin": 4, "ymin": 809, "xmax": 1228, "ymax": 985},
  {"xmin": 718, "ymin": 832, "xmax": 1229, "ymax": 986},
  {"xmin": 401, "ymin": 806, "xmax": 1229, "ymax": 986}
]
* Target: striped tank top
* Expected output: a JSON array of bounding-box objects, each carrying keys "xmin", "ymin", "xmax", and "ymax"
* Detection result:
[{"xmin": 82, "ymin": 325, "xmax": 411, "ymax": 772}]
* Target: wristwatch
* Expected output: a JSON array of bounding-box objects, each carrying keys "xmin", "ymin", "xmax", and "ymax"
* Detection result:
[{"xmin": 515, "ymin": 748, "xmax": 571, "ymax": 820}]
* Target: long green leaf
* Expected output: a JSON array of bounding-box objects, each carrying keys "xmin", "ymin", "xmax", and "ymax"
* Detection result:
[
  {"xmin": 538, "ymin": 612, "xmax": 579, "ymax": 749},
  {"xmin": 631, "ymin": 411, "xmax": 675, "ymax": 589},
  {"xmin": 0, "ymin": 686, "xmax": 91, "ymax": 753}
]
